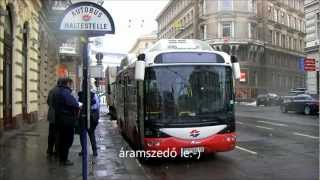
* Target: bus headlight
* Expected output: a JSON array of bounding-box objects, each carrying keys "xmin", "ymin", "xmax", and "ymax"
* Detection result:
[{"xmin": 145, "ymin": 127, "xmax": 170, "ymax": 138}]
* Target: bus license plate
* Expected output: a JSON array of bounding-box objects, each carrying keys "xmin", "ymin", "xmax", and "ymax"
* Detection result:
[{"xmin": 182, "ymin": 147, "xmax": 204, "ymax": 154}]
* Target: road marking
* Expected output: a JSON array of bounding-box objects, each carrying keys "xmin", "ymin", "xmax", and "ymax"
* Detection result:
[
  {"xmin": 236, "ymin": 121, "xmax": 244, "ymax": 125},
  {"xmin": 257, "ymin": 120, "xmax": 288, "ymax": 127},
  {"xmin": 255, "ymin": 125, "xmax": 273, "ymax": 130},
  {"xmin": 293, "ymin": 132, "xmax": 319, "ymax": 139},
  {"xmin": 235, "ymin": 146, "xmax": 258, "ymax": 155}
]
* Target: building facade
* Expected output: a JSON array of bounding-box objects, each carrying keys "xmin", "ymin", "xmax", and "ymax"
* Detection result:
[
  {"xmin": 0, "ymin": 0, "xmax": 76, "ymax": 135},
  {"xmin": 129, "ymin": 33, "xmax": 157, "ymax": 55},
  {"xmin": 0, "ymin": 0, "xmax": 44, "ymax": 133},
  {"xmin": 304, "ymin": 0, "xmax": 319, "ymax": 95},
  {"xmin": 157, "ymin": 0, "xmax": 306, "ymax": 100}
]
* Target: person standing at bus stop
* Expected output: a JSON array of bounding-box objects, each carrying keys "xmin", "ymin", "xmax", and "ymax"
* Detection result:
[
  {"xmin": 54, "ymin": 77, "xmax": 80, "ymax": 166},
  {"xmin": 46, "ymin": 78, "xmax": 63, "ymax": 157},
  {"xmin": 78, "ymin": 88, "xmax": 100, "ymax": 157}
]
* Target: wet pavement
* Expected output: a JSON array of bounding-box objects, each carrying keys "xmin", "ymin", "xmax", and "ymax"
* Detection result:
[
  {"xmin": 0, "ymin": 105, "xmax": 318, "ymax": 180},
  {"xmin": 0, "ymin": 107, "xmax": 146, "ymax": 180}
]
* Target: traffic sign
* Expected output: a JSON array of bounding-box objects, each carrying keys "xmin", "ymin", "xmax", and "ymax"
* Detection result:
[
  {"xmin": 304, "ymin": 58, "xmax": 316, "ymax": 71},
  {"xmin": 90, "ymin": 65, "xmax": 104, "ymax": 78}
]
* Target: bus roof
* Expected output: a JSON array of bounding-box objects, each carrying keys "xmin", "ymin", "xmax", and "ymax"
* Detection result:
[{"xmin": 122, "ymin": 39, "xmax": 232, "ymax": 68}]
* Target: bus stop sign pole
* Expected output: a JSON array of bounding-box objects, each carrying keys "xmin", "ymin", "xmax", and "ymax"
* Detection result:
[
  {"xmin": 81, "ymin": 36, "xmax": 89, "ymax": 180},
  {"xmin": 58, "ymin": 2, "xmax": 115, "ymax": 180}
]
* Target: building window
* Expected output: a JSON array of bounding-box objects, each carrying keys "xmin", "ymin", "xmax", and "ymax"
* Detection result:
[
  {"xmin": 281, "ymin": 34, "xmax": 285, "ymax": 48},
  {"xmin": 248, "ymin": 0, "xmax": 257, "ymax": 13},
  {"xmin": 3, "ymin": 6, "xmax": 14, "ymax": 128},
  {"xmin": 317, "ymin": 13, "xmax": 320, "ymax": 39},
  {"xmin": 219, "ymin": 0, "xmax": 233, "ymax": 11},
  {"xmin": 202, "ymin": 0, "xmax": 206, "ymax": 15},
  {"xmin": 268, "ymin": 29, "xmax": 273, "ymax": 43},
  {"xmin": 268, "ymin": 5, "xmax": 272, "ymax": 18},
  {"xmin": 249, "ymin": 23, "xmax": 257, "ymax": 39},
  {"xmin": 201, "ymin": 24, "xmax": 207, "ymax": 40},
  {"xmin": 271, "ymin": 72, "xmax": 275, "ymax": 87},
  {"xmin": 22, "ymin": 22, "xmax": 29, "ymax": 119},
  {"xmin": 221, "ymin": 22, "xmax": 233, "ymax": 37},
  {"xmin": 281, "ymin": 11, "xmax": 285, "ymax": 24},
  {"xmin": 276, "ymin": 32, "xmax": 280, "ymax": 46},
  {"xmin": 288, "ymin": 37, "xmax": 292, "ymax": 49},
  {"xmin": 277, "ymin": 74, "xmax": 281, "ymax": 88},
  {"xmin": 291, "ymin": 17, "xmax": 295, "ymax": 29},
  {"xmin": 274, "ymin": 9, "xmax": 278, "ymax": 22}
]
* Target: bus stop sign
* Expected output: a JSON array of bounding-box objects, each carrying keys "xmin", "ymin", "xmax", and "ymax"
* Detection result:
[{"xmin": 59, "ymin": 2, "xmax": 115, "ymax": 36}]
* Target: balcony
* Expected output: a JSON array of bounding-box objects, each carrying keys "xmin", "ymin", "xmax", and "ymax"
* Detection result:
[{"xmin": 206, "ymin": 37, "xmax": 264, "ymax": 46}]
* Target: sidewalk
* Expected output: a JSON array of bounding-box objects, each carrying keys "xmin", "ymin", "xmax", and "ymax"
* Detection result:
[{"xmin": 0, "ymin": 110, "xmax": 147, "ymax": 180}]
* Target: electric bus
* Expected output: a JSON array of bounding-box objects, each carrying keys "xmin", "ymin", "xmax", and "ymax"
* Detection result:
[{"xmin": 114, "ymin": 39, "xmax": 240, "ymax": 157}]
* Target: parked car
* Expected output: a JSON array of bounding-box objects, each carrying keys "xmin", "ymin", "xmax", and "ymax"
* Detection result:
[
  {"xmin": 256, "ymin": 93, "xmax": 281, "ymax": 106},
  {"xmin": 280, "ymin": 94, "xmax": 319, "ymax": 115},
  {"xmin": 288, "ymin": 90, "xmax": 305, "ymax": 96},
  {"xmin": 288, "ymin": 88, "xmax": 307, "ymax": 96}
]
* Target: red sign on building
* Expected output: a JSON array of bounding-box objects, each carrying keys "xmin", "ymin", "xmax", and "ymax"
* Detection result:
[
  {"xmin": 304, "ymin": 58, "xmax": 316, "ymax": 71},
  {"xmin": 240, "ymin": 72, "xmax": 246, "ymax": 82}
]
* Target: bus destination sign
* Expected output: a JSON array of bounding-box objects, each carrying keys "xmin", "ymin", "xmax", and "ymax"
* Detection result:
[{"xmin": 59, "ymin": 2, "xmax": 115, "ymax": 36}]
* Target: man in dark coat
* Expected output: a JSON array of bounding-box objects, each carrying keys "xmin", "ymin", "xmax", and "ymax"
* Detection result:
[
  {"xmin": 46, "ymin": 78, "xmax": 63, "ymax": 156},
  {"xmin": 54, "ymin": 77, "xmax": 80, "ymax": 166}
]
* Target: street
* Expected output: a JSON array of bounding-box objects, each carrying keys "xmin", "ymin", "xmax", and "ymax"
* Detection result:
[
  {"xmin": 138, "ymin": 105, "xmax": 319, "ymax": 180},
  {"xmin": 0, "ymin": 105, "xmax": 318, "ymax": 180}
]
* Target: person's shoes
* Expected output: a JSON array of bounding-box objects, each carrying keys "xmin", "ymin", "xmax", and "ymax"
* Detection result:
[{"xmin": 60, "ymin": 160, "xmax": 74, "ymax": 166}]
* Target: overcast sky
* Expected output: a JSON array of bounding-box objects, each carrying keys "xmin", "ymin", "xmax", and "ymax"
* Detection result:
[{"xmin": 89, "ymin": 0, "xmax": 168, "ymax": 54}]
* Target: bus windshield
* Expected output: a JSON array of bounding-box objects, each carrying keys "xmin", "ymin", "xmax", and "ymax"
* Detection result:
[{"xmin": 145, "ymin": 65, "xmax": 234, "ymax": 126}]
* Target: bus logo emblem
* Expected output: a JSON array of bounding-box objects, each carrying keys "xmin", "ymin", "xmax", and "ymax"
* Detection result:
[
  {"xmin": 190, "ymin": 129, "xmax": 200, "ymax": 138},
  {"xmin": 82, "ymin": 15, "xmax": 92, "ymax": 21}
]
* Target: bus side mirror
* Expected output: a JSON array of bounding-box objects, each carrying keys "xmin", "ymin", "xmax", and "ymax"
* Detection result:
[
  {"xmin": 231, "ymin": 56, "xmax": 240, "ymax": 80},
  {"xmin": 135, "ymin": 54, "xmax": 146, "ymax": 81}
]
